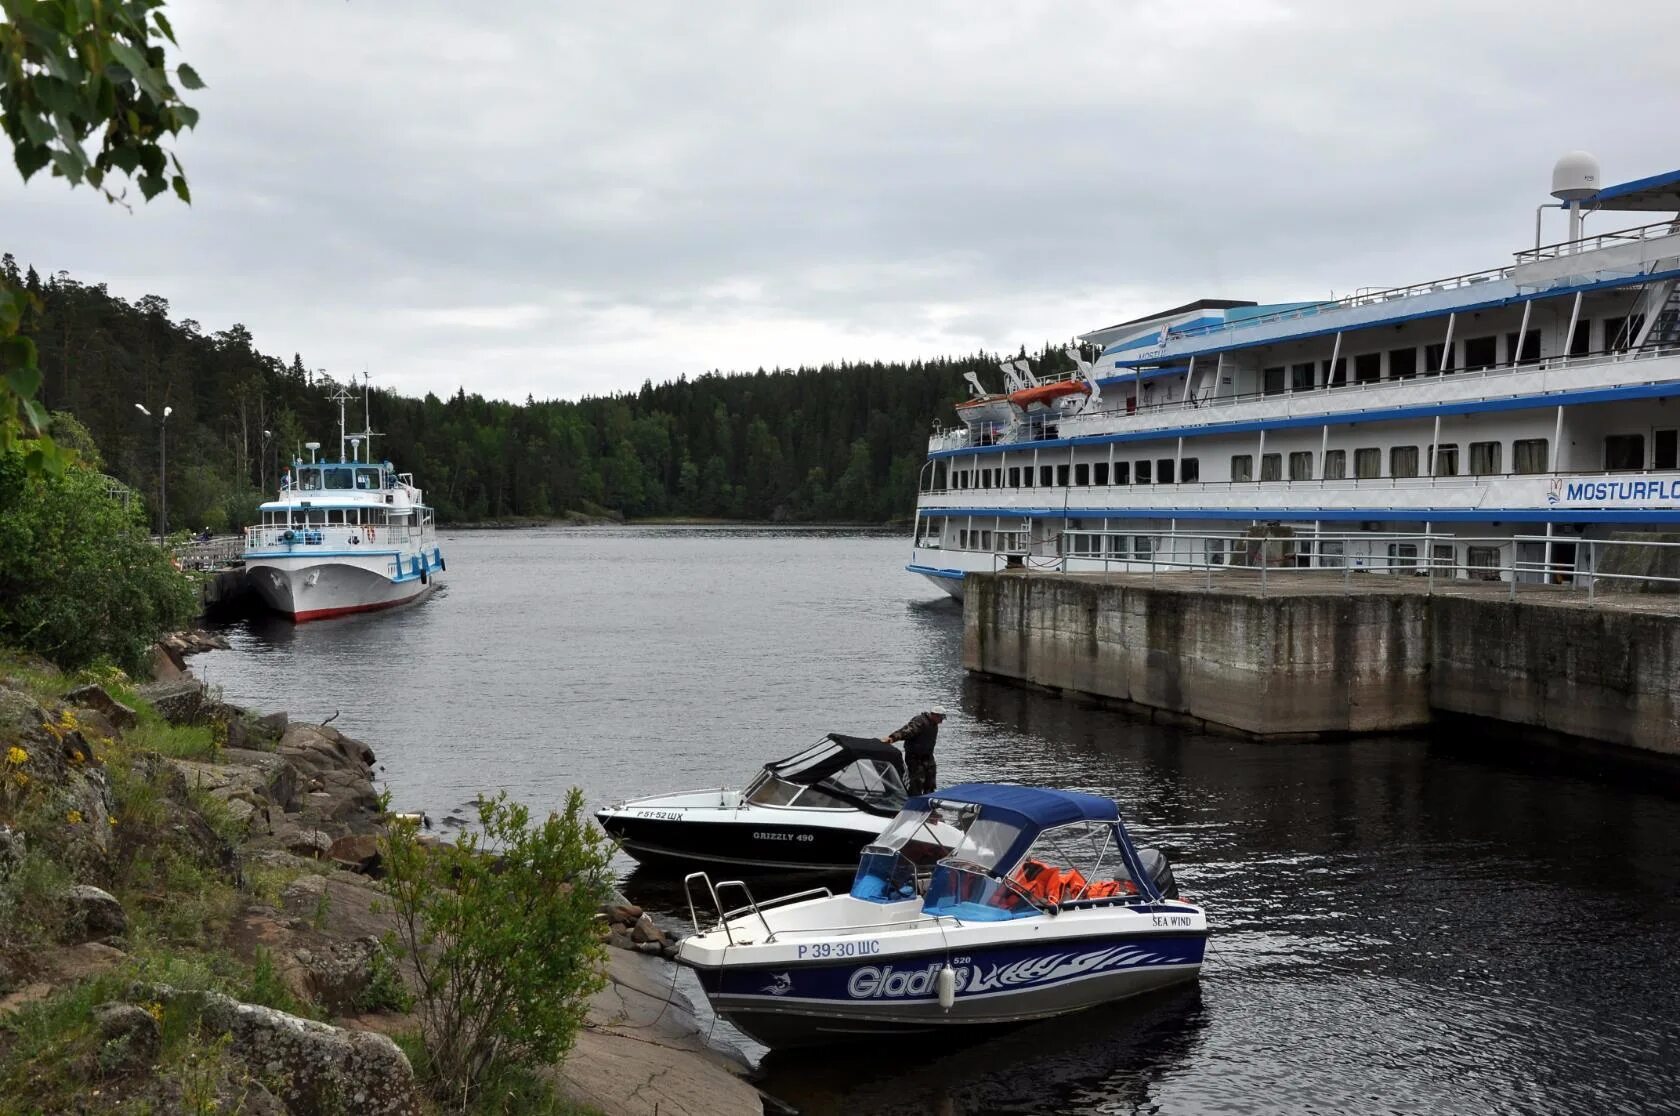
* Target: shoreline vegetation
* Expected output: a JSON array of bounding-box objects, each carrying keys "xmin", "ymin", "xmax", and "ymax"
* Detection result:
[{"xmin": 0, "ymin": 638, "xmax": 765, "ymax": 1115}]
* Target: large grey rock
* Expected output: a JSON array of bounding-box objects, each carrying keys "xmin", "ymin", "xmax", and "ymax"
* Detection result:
[
  {"xmin": 63, "ymin": 684, "xmax": 138, "ymax": 731},
  {"xmin": 137, "ymin": 984, "xmax": 420, "ymax": 1115},
  {"xmin": 64, "ymin": 884, "xmax": 126, "ymax": 941},
  {"xmin": 169, "ymin": 749, "xmax": 300, "ymax": 831},
  {"xmin": 294, "ymin": 936, "xmax": 383, "ymax": 1013},
  {"xmin": 136, "ymin": 679, "xmax": 208, "ymax": 725}
]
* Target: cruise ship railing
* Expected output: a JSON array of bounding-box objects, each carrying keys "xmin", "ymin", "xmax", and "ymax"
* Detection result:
[
  {"xmin": 986, "ymin": 531, "xmax": 1680, "ymax": 606},
  {"xmin": 1514, "ymin": 219, "xmax": 1680, "ymax": 264},
  {"xmin": 244, "ymin": 523, "xmax": 429, "ymax": 550}
]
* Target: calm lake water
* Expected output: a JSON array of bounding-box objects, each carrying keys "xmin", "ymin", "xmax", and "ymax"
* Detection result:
[{"xmin": 197, "ymin": 527, "xmax": 1680, "ymax": 1115}]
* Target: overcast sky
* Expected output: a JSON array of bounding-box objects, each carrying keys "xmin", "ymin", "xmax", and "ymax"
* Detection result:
[{"xmin": 3, "ymin": 1, "xmax": 1676, "ymax": 403}]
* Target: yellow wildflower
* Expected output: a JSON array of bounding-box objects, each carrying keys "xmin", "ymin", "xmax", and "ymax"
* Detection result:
[
  {"xmin": 146, "ymin": 1002, "xmax": 163, "ymax": 1022},
  {"xmin": 10, "ymin": 771, "xmax": 27, "ymax": 788},
  {"xmin": 5, "ymin": 746, "xmax": 26, "ymax": 766},
  {"xmin": 66, "ymin": 809, "xmax": 83, "ymax": 825},
  {"xmin": 109, "ymin": 815, "xmax": 118, "ymax": 827}
]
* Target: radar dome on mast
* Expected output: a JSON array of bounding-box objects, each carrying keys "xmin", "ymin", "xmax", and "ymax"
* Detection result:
[{"xmin": 1550, "ymin": 151, "xmax": 1601, "ymax": 201}]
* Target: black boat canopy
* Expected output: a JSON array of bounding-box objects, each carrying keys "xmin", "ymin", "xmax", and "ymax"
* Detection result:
[{"xmin": 765, "ymin": 734, "xmax": 906, "ymax": 785}]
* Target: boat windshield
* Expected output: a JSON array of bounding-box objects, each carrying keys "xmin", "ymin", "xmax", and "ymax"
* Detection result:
[
  {"xmin": 749, "ymin": 736, "xmax": 907, "ymax": 814},
  {"xmin": 849, "ymin": 806, "xmax": 959, "ymax": 903},
  {"xmin": 919, "ymin": 806, "xmax": 1037, "ymax": 921}
]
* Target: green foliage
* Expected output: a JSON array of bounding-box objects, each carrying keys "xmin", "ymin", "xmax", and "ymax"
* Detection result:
[
  {"xmin": 7, "ymin": 264, "xmax": 1088, "ymax": 526},
  {"xmin": 382, "ymin": 789, "xmax": 613, "ymax": 1106},
  {"xmin": 0, "ymin": 444, "xmax": 196, "ymax": 672}
]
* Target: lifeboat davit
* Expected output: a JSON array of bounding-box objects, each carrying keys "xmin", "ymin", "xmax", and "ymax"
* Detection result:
[{"xmin": 1009, "ymin": 379, "xmax": 1090, "ymax": 410}]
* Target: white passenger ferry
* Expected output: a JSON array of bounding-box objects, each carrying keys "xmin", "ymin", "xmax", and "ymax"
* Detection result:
[
  {"xmin": 242, "ymin": 388, "xmax": 445, "ymax": 621},
  {"xmin": 907, "ymin": 154, "xmax": 1680, "ymax": 598}
]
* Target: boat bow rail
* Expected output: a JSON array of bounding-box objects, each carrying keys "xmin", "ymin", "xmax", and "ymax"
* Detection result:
[{"xmin": 682, "ymin": 871, "xmax": 833, "ymax": 945}]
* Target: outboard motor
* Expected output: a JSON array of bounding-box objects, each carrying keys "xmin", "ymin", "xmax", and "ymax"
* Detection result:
[{"xmin": 1133, "ymin": 846, "xmax": 1180, "ymax": 900}]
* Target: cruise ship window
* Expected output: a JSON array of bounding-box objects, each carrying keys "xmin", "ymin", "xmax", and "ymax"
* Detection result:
[
  {"xmin": 1075, "ymin": 463, "xmax": 1090, "ymax": 486},
  {"xmin": 1322, "ymin": 357, "xmax": 1347, "ymax": 386},
  {"xmin": 1288, "ymin": 452, "xmax": 1313, "ymax": 481},
  {"xmin": 1114, "ymin": 461, "xmax": 1130, "ymax": 485},
  {"xmin": 1107, "ymin": 534, "xmax": 1129, "ymax": 559},
  {"xmin": 1463, "ymin": 336, "xmax": 1497, "ymax": 370},
  {"xmin": 1263, "ymin": 367, "xmax": 1286, "ymax": 396},
  {"xmin": 1292, "ymin": 363, "xmax": 1316, "ymax": 391},
  {"xmin": 1390, "ymin": 446, "xmax": 1419, "ymax": 478},
  {"xmin": 1569, "ymin": 319, "xmax": 1593, "ymax": 357},
  {"xmin": 1260, "ymin": 453, "xmax": 1282, "ymax": 482},
  {"xmin": 980, "ymin": 470, "xmax": 992, "ymax": 490},
  {"xmin": 1513, "ymin": 439, "xmax": 1549, "ymax": 474},
  {"xmin": 1158, "ymin": 459, "xmax": 1175, "ymax": 484},
  {"xmin": 1432, "ymin": 444, "xmax": 1460, "ymax": 477},
  {"xmin": 1135, "ymin": 460, "xmax": 1153, "ymax": 484},
  {"xmin": 1389, "ymin": 348, "xmax": 1418, "ymax": 380},
  {"xmin": 1354, "ymin": 353, "xmax": 1381, "ymax": 384},
  {"xmin": 1230, "ymin": 455, "xmax": 1253, "ymax": 483},
  {"xmin": 1354, "ymin": 448, "xmax": 1381, "ymax": 478},
  {"xmin": 1605, "ymin": 315, "xmax": 1645, "ymax": 350},
  {"xmin": 1181, "ymin": 458, "xmax": 1200, "ymax": 482},
  {"xmin": 1009, "ymin": 466, "xmax": 1020, "ymax": 488},
  {"xmin": 1133, "ymin": 536, "xmax": 1153, "ymax": 559},
  {"xmin": 1505, "ymin": 329, "xmax": 1541, "ymax": 364},
  {"xmin": 1605, "ymin": 434, "xmax": 1645, "ymax": 471},
  {"xmin": 1094, "ymin": 462, "xmax": 1109, "ymax": 485},
  {"xmin": 1468, "ymin": 442, "xmax": 1500, "ymax": 476},
  {"xmin": 1655, "ymin": 430, "xmax": 1678, "ymax": 470},
  {"xmin": 1040, "ymin": 465, "xmax": 1053, "ymax": 486},
  {"xmin": 1323, "ymin": 450, "xmax": 1347, "ymax": 479},
  {"xmin": 1466, "ymin": 545, "xmax": 1503, "ymax": 580},
  {"xmin": 1057, "ymin": 464, "xmax": 1071, "ymax": 486},
  {"xmin": 1424, "ymin": 342, "xmax": 1457, "ymax": 375}
]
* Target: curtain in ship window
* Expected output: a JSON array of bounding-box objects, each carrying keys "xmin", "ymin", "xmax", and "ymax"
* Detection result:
[
  {"xmin": 1468, "ymin": 442, "xmax": 1501, "ymax": 476},
  {"xmin": 1230, "ymin": 455, "xmax": 1253, "ymax": 483},
  {"xmin": 1354, "ymin": 448, "xmax": 1381, "ymax": 478},
  {"xmin": 1323, "ymin": 450, "xmax": 1347, "ymax": 479},
  {"xmin": 1431, "ymin": 444, "xmax": 1459, "ymax": 477},
  {"xmin": 1260, "ymin": 454, "xmax": 1282, "ymax": 482},
  {"xmin": 1288, "ymin": 452, "xmax": 1313, "ymax": 481},
  {"xmin": 1513, "ymin": 439, "xmax": 1548, "ymax": 474},
  {"xmin": 1390, "ymin": 446, "xmax": 1419, "ymax": 478}
]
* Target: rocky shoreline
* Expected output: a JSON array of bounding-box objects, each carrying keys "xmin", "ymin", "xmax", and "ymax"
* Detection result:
[{"xmin": 0, "ymin": 634, "xmax": 764, "ymax": 1115}]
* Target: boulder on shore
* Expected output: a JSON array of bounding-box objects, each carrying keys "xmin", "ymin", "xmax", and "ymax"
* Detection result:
[
  {"xmin": 63, "ymin": 684, "xmax": 138, "ymax": 731},
  {"xmin": 63, "ymin": 884, "xmax": 126, "ymax": 942}
]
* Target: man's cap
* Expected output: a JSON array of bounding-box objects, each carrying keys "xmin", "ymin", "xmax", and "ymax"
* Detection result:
[{"xmin": 930, "ymin": 705, "xmax": 948, "ymax": 717}]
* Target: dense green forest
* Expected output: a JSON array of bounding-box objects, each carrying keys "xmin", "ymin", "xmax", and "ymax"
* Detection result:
[{"xmin": 7, "ymin": 256, "xmax": 1083, "ymax": 528}]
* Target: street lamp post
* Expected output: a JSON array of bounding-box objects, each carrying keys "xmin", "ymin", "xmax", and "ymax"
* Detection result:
[{"xmin": 135, "ymin": 403, "xmax": 172, "ymax": 537}]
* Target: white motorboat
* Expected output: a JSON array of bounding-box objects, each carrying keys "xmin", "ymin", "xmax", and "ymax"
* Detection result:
[
  {"xmin": 595, "ymin": 735, "xmax": 911, "ymax": 873},
  {"xmin": 677, "ymin": 783, "xmax": 1205, "ymax": 1049}
]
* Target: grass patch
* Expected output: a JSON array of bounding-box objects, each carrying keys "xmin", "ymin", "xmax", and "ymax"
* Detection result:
[{"xmin": 124, "ymin": 717, "xmax": 218, "ymax": 762}]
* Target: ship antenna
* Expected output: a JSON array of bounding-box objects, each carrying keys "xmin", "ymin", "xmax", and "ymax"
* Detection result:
[{"xmin": 329, "ymin": 385, "xmax": 354, "ymax": 462}]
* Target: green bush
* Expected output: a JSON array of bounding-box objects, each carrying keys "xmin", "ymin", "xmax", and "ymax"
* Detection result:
[
  {"xmin": 381, "ymin": 789, "xmax": 612, "ymax": 1105},
  {"xmin": 0, "ymin": 445, "xmax": 196, "ymax": 673}
]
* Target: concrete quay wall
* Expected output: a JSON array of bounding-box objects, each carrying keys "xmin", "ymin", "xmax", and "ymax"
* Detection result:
[{"xmin": 962, "ymin": 573, "xmax": 1680, "ymax": 754}]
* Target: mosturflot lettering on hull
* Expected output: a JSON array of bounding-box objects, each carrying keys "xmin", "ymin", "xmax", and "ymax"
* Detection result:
[{"xmin": 905, "ymin": 158, "xmax": 1680, "ymax": 592}]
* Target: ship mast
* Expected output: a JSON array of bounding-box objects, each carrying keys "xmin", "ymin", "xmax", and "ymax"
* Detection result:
[{"xmin": 329, "ymin": 386, "xmax": 354, "ymax": 462}]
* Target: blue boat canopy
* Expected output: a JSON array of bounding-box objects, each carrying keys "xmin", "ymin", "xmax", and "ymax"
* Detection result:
[
  {"xmin": 1588, "ymin": 168, "xmax": 1680, "ymax": 212},
  {"xmin": 904, "ymin": 783, "xmax": 1118, "ymax": 829}
]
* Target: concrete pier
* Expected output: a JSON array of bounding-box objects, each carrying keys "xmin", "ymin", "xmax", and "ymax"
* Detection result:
[{"xmin": 962, "ymin": 571, "xmax": 1680, "ymax": 756}]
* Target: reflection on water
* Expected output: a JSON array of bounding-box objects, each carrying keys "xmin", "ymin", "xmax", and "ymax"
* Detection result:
[{"xmin": 198, "ymin": 527, "xmax": 1680, "ymax": 1114}]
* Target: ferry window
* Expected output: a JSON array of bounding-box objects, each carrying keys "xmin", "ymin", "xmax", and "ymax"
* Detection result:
[
  {"xmin": 297, "ymin": 467, "xmax": 322, "ymax": 491},
  {"xmin": 1040, "ymin": 465, "xmax": 1053, "ymax": 486},
  {"xmin": 1093, "ymin": 462, "xmax": 1109, "ymax": 485},
  {"xmin": 325, "ymin": 468, "xmax": 353, "ymax": 490},
  {"xmin": 1463, "ymin": 336, "xmax": 1497, "ymax": 370},
  {"xmin": 1656, "ymin": 430, "xmax": 1678, "ymax": 470},
  {"xmin": 1466, "ymin": 545, "xmax": 1503, "ymax": 580},
  {"xmin": 1354, "ymin": 448, "xmax": 1381, "ymax": 479},
  {"xmin": 1505, "ymin": 329, "xmax": 1541, "ymax": 364},
  {"xmin": 1133, "ymin": 536, "xmax": 1153, "ymax": 559},
  {"xmin": 1075, "ymin": 463, "xmax": 1090, "ymax": 486},
  {"xmin": 1432, "ymin": 443, "xmax": 1460, "ymax": 477},
  {"xmin": 1513, "ymin": 439, "xmax": 1549, "ymax": 474},
  {"xmin": 1319, "ymin": 541, "xmax": 1345, "ymax": 568},
  {"xmin": 1260, "ymin": 453, "xmax": 1282, "ymax": 481},
  {"xmin": 1135, "ymin": 460, "xmax": 1153, "ymax": 484},
  {"xmin": 1056, "ymin": 464, "xmax": 1070, "ymax": 486},
  {"xmin": 1158, "ymin": 459, "xmax": 1175, "ymax": 483},
  {"xmin": 1424, "ymin": 342, "xmax": 1456, "ymax": 374},
  {"xmin": 356, "ymin": 467, "xmax": 379, "ymax": 490},
  {"xmin": 1114, "ymin": 461, "xmax": 1130, "ymax": 485},
  {"xmin": 1009, "ymin": 466, "xmax": 1020, "ymax": 487},
  {"xmin": 1388, "ymin": 348, "xmax": 1418, "ymax": 380},
  {"xmin": 1569, "ymin": 318, "xmax": 1592, "ymax": 357},
  {"xmin": 1263, "ymin": 367, "xmax": 1286, "ymax": 396},
  {"xmin": 1354, "ymin": 353, "xmax": 1381, "ymax": 384},
  {"xmin": 1106, "ymin": 534, "xmax": 1129, "ymax": 559},
  {"xmin": 1432, "ymin": 544, "xmax": 1456, "ymax": 575},
  {"xmin": 1605, "ymin": 315, "xmax": 1645, "ymax": 350},
  {"xmin": 1322, "ymin": 357, "xmax": 1347, "ymax": 386},
  {"xmin": 1288, "ymin": 451, "xmax": 1313, "ymax": 481},
  {"xmin": 1291, "ymin": 362, "xmax": 1316, "ymax": 391},
  {"xmin": 1388, "ymin": 543, "xmax": 1419, "ymax": 570},
  {"xmin": 1390, "ymin": 446, "xmax": 1419, "ymax": 478},
  {"xmin": 1230, "ymin": 455, "xmax": 1253, "ymax": 482},
  {"xmin": 1323, "ymin": 450, "xmax": 1347, "ymax": 479},
  {"xmin": 980, "ymin": 470, "xmax": 992, "ymax": 490},
  {"xmin": 1181, "ymin": 457, "xmax": 1200, "ymax": 482},
  {"xmin": 1604, "ymin": 434, "xmax": 1645, "ymax": 471},
  {"xmin": 1468, "ymin": 442, "xmax": 1500, "ymax": 476}
]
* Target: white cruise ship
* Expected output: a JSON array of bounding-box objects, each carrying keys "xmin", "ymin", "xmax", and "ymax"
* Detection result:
[
  {"xmin": 907, "ymin": 154, "xmax": 1680, "ymax": 598},
  {"xmin": 242, "ymin": 388, "xmax": 445, "ymax": 621}
]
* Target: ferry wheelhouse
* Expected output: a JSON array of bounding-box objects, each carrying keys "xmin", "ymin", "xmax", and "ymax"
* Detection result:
[
  {"xmin": 242, "ymin": 391, "xmax": 445, "ymax": 621},
  {"xmin": 907, "ymin": 155, "xmax": 1680, "ymax": 598}
]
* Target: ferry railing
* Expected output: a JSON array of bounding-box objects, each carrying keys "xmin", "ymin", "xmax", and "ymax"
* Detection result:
[
  {"xmin": 981, "ymin": 530, "xmax": 1680, "ymax": 605},
  {"xmin": 927, "ymin": 345, "xmax": 1680, "ymax": 454},
  {"xmin": 1514, "ymin": 219, "xmax": 1680, "ymax": 264},
  {"xmin": 244, "ymin": 523, "xmax": 429, "ymax": 551}
]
